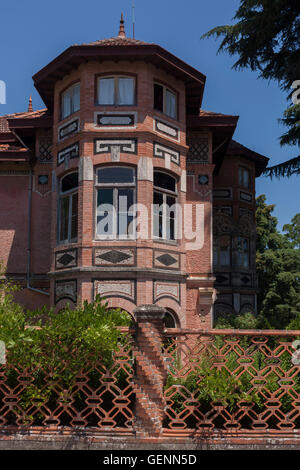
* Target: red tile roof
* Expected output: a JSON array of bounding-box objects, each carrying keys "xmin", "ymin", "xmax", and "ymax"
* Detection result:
[{"xmin": 81, "ymin": 36, "xmax": 151, "ymax": 47}]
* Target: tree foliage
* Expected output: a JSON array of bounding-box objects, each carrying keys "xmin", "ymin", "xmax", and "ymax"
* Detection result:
[
  {"xmin": 202, "ymin": 0, "xmax": 300, "ymax": 178},
  {"xmin": 255, "ymin": 195, "xmax": 300, "ymax": 328}
]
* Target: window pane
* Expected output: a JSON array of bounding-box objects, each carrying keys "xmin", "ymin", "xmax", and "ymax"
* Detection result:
[
  {"xmin": 97, "ymin": 188, "xmax": 114, "ymax": 235},
  {"xmin": 154, "ymin": 172, "xmax": 176, "ymax": 192},
  {"xmin": 59, "ymin": 197, "xmax": 70, "ymax": 241},
  {"xmin": 72, "ymin": 83, "xmax": 80, "ymax": 113},
  {"xmin": 154, "ymin": 83, "xmax": 163, "ymax": 112},
  {"xmin": 97, "ymin": 167, "xmax": 134, "ymax": 184},
  {"xmin": 238, "ymin": 168, "xmax": 243, "ymax": 186},
  {"xmin": 118, "ymin": 189, "xmax": 134, "ymax": 236},
  {"xmin": 98, "ymin": 78, "xmax": 115, "ymax": 105},
  {"xmin": 243, "ymin": 170, "xmax": 249, "ymax": 189},
  {"xmin": 71, "ymin": 193, "xmax": 78, "ymax": 240},
  {"xmin": 61, "ymin": 172, "xmax": 78, "ymax": 193},
  {"xmin": 153, "ymin": 191, "xmax": 163, "ymax": 238},
  {"xmin": 118, "ymin": 78, "xmax": 135, "ymax": 105},
  {"xmin": 166, "ymin": 89, "xmax": 176, "ymax": 119},
  {"xmin": 62, "ymin": 90, "xmax": 71, "ymax": 119}
]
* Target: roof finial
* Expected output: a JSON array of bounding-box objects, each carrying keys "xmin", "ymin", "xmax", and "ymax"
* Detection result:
[
  {"xmin": 28, "ymin": 95, "xmax": 33, "ymax": 112},
  {"xmin": 118, "ymin": 13, "xmax": 126, "ymax": 38}
]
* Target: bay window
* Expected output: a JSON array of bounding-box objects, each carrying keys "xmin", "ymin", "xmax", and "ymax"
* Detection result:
[
  {"xmin": 96, "ymin": 166, "xmax": 136, "ymax": 239},
  {"xmin": 154, "ymin": 83, "xmax": 177, "ymax": 119},
  {"xmin": 61, "ymin": 83, "xmax": 80, "ymax": 120},
  {"xmin": 58, "ymin": 172, "xmax": 78, "ymax": 243},
  {"xmin": 97, "ymin": 76, "xmax": 135, "ymax": 105},
  {"xmin": 153, "ymin": 171, "xmax": 177, "ymax": 241}
]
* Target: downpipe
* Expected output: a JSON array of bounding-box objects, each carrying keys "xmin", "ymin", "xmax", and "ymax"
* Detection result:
[{"xmin": 26, "ymin": 169, "xmax": 50, "ymax": 297}]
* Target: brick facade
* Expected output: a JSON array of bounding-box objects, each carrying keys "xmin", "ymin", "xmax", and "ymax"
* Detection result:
[{"xmin": 0, "ymin": 20, "xmax": 269, "ymax": 326}]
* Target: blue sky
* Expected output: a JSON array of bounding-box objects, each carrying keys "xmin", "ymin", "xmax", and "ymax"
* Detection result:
[{"xmin": 0, "ymin": 0, "xmax": 298, "ymax": 229}]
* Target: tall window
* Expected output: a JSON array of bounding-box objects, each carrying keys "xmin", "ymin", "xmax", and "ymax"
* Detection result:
[
  {"xmin": 97, "ymin": 76, "xmax": 135, "ymax": 105},
  {"xmin": 154, "ymin": 83, "xmax": 177, "ymax": 119},
  {"xmin": 213, "ymin": 235, "xmax": 231, "ymax": 267},
  {"xmin": 96, "ymin": 166, "xmax": 136, "ymax": 239},
  {"xmin": 238, "ymin": 167, "xmax": 250, "ymax": 189},
  {"xmin": 58, "ymin": 172, "xmax": 78, "ymax": 243},
  {"xmin": 237, "ymin": 237, "xmax": 250, "ymax": 268},
  {"xmin": 61, "ymin": 83, "xmax": 80, "ymax": 120},
  {"xmin": 153, "ymin": 171, "xmax": 177, "ymax": 241}
]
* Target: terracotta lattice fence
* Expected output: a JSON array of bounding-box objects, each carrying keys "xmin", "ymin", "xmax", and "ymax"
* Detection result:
[
  {"xmin": 163, "ymin": 329, "xmax": 300, "ymax": 432},
  {"xmin": 0, "ymin": 332, "xmax": 135, "ymax": 429}
]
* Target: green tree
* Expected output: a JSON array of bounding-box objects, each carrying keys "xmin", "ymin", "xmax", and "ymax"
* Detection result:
[
  {"xmin": 283, "ymin": 213, "xmax": 300, "ymax": 248},
  {"xmin": 202, "ymin": 0, "xmax": 300, "ymax": 178},
  {"xmin": 255, "ymin": 195, "xmax": 300, "ymax": 328}
]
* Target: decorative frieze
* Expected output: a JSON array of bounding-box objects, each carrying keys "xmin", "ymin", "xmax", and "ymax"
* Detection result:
[
  {"xmin": 58, "ymin": 118, "xmax": 79, "ymax": 141},
  {"xmin": 94, "ymin": 279, "xmax": 136, "ymax": 303},
  {"xmin": 154, "ymin": 281, "xmax": 180, "ymax": 304},
  {"xmin": 94, "ymin": 138, "xmax": 137, "ymax": 156},
  {"xmin": 153, "ymin": 250, "xmax": 180, "ymax": 270},
  {"xmin": 95, "ymin": 112, "xmax": 137, "ymax": 128},
  {"xmin": 55, "ymin": 248, "xmax": 77, "ymax": 270},
  {"xmin": 213, "ymin": 188, "xmax": 232, "ymax": 199},
  {"xmin": 57, "ymin": 142, "xmax": 79, "ymax": 166},
  {"xmin": 94, "ymin": 248, "xmax": 136, "ymax": 267},
  {"xmin": 154, "ymin": 118, "xmax": 179, "ymax": 141},
  {"xmin": 240, "ymin": 191, "xmax": 253, "ymax": 203},
  {"xmin": 215, "ymin": 273, "xmax": 231, "ymax": 286},
  {"xmin": 153, "ymin": 142, "xmax": 180, "ymax": 165},
  {"xmin": 55, "ymin": 279, "xmax": 77, "ymax": 304}
]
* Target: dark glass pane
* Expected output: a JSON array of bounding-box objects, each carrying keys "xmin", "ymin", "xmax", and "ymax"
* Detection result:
[
  {"xmin": 71, "ymin": 193, "xmax": 78, "ymax": 240},
  {"xmin": 61, "ymin": 172, "xmax": 78, "ymax": 193},
  {"xmin": 97, "ymin": 188, "xmax": 113, "ymax": 206},
  {"xmin": 163, "ymin": 312, "xmax": 176, "ymax": 328},
  {"xmin": 59, "ymin": 196, "xmax": 69, "ymax": 241},
  {"xmin": 98, "ymin": 167, "xmax": 134, "ymax": 184},
  {"xmin": 97, "ymin": 189, "xmax": 114, "ymax": 236},
  {"xmin": 154, "ymin": 172, "xmax": 176, "ymax": 192},
  {"xmin": 118, "ymin": 189, "xmax": 134, "ymax": 236},
  {"xmin": 154, "ymin": 83, "xmax": 163, "ymax": 112}
]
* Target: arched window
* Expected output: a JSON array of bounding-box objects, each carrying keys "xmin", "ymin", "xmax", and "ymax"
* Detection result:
[
  {"xmin": 153, "ymin": 171, "xmax": 177, "ymax": 241},
  {"xmin": 58, "ymin": 172, "xmax": 78, "ymax": 243},
  {"xmin": 96, "ymin": 166, "xmax": 136, "ymax": 239},
  {"xmin": 163, "ymin": 310, "xmax": 177, "ymax": 328}
]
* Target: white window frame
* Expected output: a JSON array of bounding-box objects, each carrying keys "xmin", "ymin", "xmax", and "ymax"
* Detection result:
[
  {"xmin": 61, "ymin": 82, "xmax": 80, "ymax": 120},
  {"xmin": 153, "ymin": 171, "xmax": 177, "ymax": 241},
  {"xmin": 58, "ymin": 172, "xmax": 78, "ymax": 244},
  {"xmin": 95, "ymin": 166, "xmax": 137, "ymax": 240},
  {"xmin": 154, "ymin": 82, "xmax": 178, "ymax": 120},
  {"xmin": 97, "ymin": 76, "xmax": 136, "ymax": 106}
]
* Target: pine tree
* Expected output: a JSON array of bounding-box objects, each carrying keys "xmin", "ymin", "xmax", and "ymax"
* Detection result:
[{"xmin": 202, "ymin": 0, "xmax": 300, "ymax": 178}]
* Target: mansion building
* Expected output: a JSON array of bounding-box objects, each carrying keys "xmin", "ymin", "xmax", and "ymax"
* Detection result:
[{"xmin": 0, "ymin": 18, "xmax": 268, "ymax": 328}]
